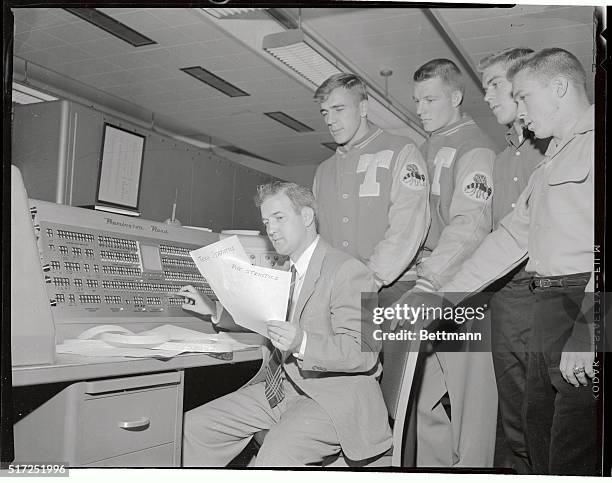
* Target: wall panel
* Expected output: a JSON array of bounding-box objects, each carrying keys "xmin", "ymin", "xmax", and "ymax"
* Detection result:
[{"xmin": 190, "ymin": 153, "xmax": 235, "ymax": 232}]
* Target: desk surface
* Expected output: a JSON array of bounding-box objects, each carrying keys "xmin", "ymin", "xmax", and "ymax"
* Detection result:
[{"xmin": 13, "ymin": 333, "xmax": 265, "ymax": 387}]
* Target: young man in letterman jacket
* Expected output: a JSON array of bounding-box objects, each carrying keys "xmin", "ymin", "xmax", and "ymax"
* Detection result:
[
  {"xmin": 313, "ymin": 73, "xmax": 430, "ymax": 307},
  {"xmin": 403, "ymin": 58, "xmax": 499, "ymax": 467}
]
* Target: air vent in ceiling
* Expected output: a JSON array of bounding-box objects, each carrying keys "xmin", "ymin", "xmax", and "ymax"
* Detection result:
[
  {"xmin": 180, "ymin": 66, "xmax": 249, "ymax": 98},
  {"xmin": 264, "ymin": 112, "xmax": 313, "ymax": 133},
  {"xmin": 64, "ymin": 8, "xmax": 156, "ymax": 47}
]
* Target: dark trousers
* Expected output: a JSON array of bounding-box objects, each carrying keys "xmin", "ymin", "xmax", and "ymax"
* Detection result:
[
  {"xmin": 488, "ymin": 266, "xmax": 534, "ymax": 474},
  {"xmin": 525, "ymin": 273, "xmax": 599, "ymax": 475}
]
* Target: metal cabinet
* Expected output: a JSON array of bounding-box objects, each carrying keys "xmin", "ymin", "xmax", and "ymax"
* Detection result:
[{"xmin": 13, "ymin": 371, "xmax": 184, "ymax": 467}]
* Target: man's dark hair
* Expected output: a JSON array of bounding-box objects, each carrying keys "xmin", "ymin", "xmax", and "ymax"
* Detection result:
[
  {"xmin": 413, "ymin": 58, "xmax": 464, "ymax": 94},
  {"xmin": 314, "ymin": 73, "xmax": 368, "ymax": 104},
  {"xmin": 506, "ymin": 47, "xmax": 587, "ymax": 91},
  {"xmin": 477, "ymin": 47, "xmax": 534, "ymax": 73},
  {"xmin": 254, "ymin": 181, "xmax": 317, "ymax": 222}
]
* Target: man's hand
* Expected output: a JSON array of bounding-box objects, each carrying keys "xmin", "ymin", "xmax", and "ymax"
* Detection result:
[
  {"xmin": 560, "ymin": 334, "xmax": 595, "ymax": 387},
  {"xmin": 176, "ymin": 285, "xmax": 216, "ymax": 318},
  {"xmin": 267, "ymin": 320, "xmax": 303, "ymax": 353}
]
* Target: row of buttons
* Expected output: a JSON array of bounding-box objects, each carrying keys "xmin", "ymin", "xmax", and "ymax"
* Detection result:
[
  {"xmin": 102, "ymin": 280, "xmax": 175, "ymax": 292},
  {"xmin": 100, "ymin": 250, "xmax": 140, "ymax": 263},
  {"xmin": 159, "ymin": 244, "xmax": 191, "ymax": 256},
  {"xmin": 53, "ymin": 277, "xmax": 70, "ymax": 287},
  {"xmin": 164, "ymin": 270, "xmax": 204, "ymax": 282},
  {"xmin": 79, "ymin": 294, "xmax": 101, "ymax": 304},
  {"xmin": 161, "ymin": 257, "xmax": 195, "ymax": 268},
  {"xmin": 98, "ymin": 235, "xmax": 137, "ymax": 250},
  {"xmin": 64, "ymin": 262, "xmax": 80, "ymax": 271},
  {"xmin": 102, "ymin": 265, "xmax": 141, "ymax": 276},
  {"xmin": 55, "ymin": 229, "xmax": 94, "ymax": 243}
]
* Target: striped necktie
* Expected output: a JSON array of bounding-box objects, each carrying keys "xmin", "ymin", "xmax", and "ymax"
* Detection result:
[{"xmin": 264, "ymin": 265, "xmax": 297, "ymax": 408}]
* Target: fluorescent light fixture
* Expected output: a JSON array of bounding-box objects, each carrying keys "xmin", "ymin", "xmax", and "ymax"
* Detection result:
[
  {"xmin": 262, "ymin": 29, "xmax": 424, "ymax": 137},
  {"xmin": 201, "ymin": 8, "xmax": 267, "ymax": 19},
  {"xmin": 264, "ymin": 111, "xmax": 313, "ymax": 133},
  {"xmin": 180, "ymin": 66, "xmax": 249, "ymax": 97},
  {"xmin": 263, "ymin": 30, "xmax": 342, "ymax": 87},
  {"xmin": 12, "ymin": 82, "xmax": 58, "ymax": 104},
  {"xmin": 64, "ymin": 8, "xmax": 156, "ymax": 47}
]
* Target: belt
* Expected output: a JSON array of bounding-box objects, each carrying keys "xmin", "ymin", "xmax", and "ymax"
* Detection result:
[{"xmin": 529, "ymin": 273, "xmax": 590, "ymax": 291}]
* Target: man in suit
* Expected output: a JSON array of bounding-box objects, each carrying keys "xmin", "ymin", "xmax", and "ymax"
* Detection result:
[{"xmin": 179, "ymin": 181, "xmax": 391, "ymax": 467}]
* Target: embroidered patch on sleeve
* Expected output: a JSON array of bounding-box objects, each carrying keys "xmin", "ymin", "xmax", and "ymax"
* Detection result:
[
  {"xmin": 401, "ymin": 163, "xmax": 427, "ymax": 190},
  {"xmin": 463, "ymin": 171, "xmax": 493, "ymax": 202}
]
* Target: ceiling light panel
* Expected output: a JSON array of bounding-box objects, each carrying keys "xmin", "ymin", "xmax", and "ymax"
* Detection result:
[
  {"xmin": 64, "ymin": 8, "xmax": 157, "ymax": 47},
  {"xmin": 12, "ymin": 82, "xmax": 58, "ymax": 104},
  {"xmin": 180, "ymin": 66, "xmax": 250, "ymax": 98},
  {"xmin": 201, "ymin": 8, "xmax": 268, "ymax": 19},
  {"xmin": 263, "ymin": 30, "xmax": 342, "ymax": 87}
]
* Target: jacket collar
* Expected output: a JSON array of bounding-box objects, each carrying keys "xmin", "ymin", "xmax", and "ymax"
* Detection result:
[
  {"xmin": 291, "ymin": 237, "xmax": 329, "ymax": 324},
  {"xmin": 337, "ymin": 123, "xmax": 383, "ymax": 154},
  {"xmin": 545, "ymin": 104, "xmax": 594, "ymax": 159},
  {"xmin": 430, "ymin": 114, "xmax": 475, "ymax": 137},
  {"xmin": 545, "ymin": 105, "xmax": 594, "ymax": 185}
]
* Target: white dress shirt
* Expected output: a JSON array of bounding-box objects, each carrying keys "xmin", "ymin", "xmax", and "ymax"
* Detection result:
[{"xmin": 289, "ymin": 235, "xmax": 320, "ymax": 358}]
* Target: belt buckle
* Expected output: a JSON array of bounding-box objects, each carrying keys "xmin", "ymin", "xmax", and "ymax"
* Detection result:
[{"xmin": 530, "ymin": 278, "xmax": 550, "ymax": 291}]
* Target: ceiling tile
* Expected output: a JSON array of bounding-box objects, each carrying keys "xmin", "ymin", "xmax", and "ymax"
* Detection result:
[
  {"xmin": 44, "ymin": 21, "xmax": 108, "ymax": 44},
  {"xmin": 12, "ymin": 29, "xmax": 67, "ymax": 52},
  {"xmin": 103, "ymin": 10, "xmax": 169, "ymax": 33},
  {"xmin": 60, "ymin": 59, "xmax": 120, "ymax": 78},
  {"xmin": 146, "ymin": 8, "xmax": 201, "ymax": 27}
]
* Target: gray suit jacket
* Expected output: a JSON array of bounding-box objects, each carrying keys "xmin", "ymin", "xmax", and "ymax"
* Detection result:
[{"xmin": 245, "ymin": 238, "xmax": 391, "ymax": 461}]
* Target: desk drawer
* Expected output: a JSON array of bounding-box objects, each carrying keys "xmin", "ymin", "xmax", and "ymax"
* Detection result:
[{"xmin": 76, "ymin": 385, "xmax": 179, "ymax": 464}]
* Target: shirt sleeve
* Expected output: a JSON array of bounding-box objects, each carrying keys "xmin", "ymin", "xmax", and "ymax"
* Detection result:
[
  {"xmin": 439, "ymin": 177, "xmax": 534, "ymax": 299},
  {"xmin": 417, "ymin": 146, "xmax": 496, "ymax": 290},
  {"xmin": 367, "ymin": 143, "xmax": 431, "ymax": 286}
]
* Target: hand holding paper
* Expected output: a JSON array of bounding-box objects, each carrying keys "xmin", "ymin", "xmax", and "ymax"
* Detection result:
[
  {"xmin": 267, "ymin": 320, "xmax": 302, "ymax": 352},
  {"xmin": 190, "ymin": 236, "xmax": 292, "ymax": 337}
]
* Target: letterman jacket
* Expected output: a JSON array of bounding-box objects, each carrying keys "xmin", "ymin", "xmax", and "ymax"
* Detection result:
[
  {"xmin": 313, "ymin": 125, "xmax": 430, "ymax": 287},
  {"xmin": 415, "ymin": 115, "xmax": 497, "ymax": 291}
]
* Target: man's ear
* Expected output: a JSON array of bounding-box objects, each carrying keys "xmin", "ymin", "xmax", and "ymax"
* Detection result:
[
  {"xmin": 359, "ymin": 99, "xmax": 368, "ymax": 118},
  {"xmin": 451, "ymin": 89, "xmax": 463, "ymax": 108},
  {"xmin": 301, "ymin": 206, "xmax": 315, "ymax": 227},
  {"xmin": 552, "ymin": 75, "xmax": 569, "ymax": 98}
]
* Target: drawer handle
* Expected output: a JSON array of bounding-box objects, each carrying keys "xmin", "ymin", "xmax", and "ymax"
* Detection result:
[{"xmin": 118, "ymin": 418, "xmax": 151, "ymax": 431}]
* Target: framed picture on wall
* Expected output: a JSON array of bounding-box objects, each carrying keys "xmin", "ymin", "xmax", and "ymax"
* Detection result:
[{"xmin": 96, "ymin": 123, "xmax": 145, "ymax": 213}]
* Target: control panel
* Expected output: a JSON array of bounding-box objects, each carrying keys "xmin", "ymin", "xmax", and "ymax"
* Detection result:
[{"xmin": 28, "ymin": 200, "xmax": 286, "ymax": 340}]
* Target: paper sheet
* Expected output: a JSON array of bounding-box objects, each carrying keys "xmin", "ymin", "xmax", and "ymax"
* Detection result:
[
  {"xmin": 59, "ymin": 323, "xmax": 261, "ymax": 359},
  {"xmin": 56, "ymin": 339, "xmax": 185, "ymax": 359},
  {"xmin": 190, "ymin": 236, "xmax": 292, "ymax": 336}
]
